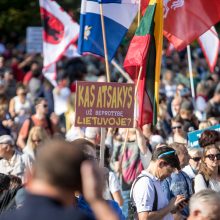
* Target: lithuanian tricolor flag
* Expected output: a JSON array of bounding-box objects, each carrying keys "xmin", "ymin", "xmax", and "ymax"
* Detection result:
[{"xmin": 124, "ymin": 0, "xmax": 163, "ymax": 126}]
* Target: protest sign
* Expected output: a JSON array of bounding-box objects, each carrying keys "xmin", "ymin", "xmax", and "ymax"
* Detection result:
[
  {"xmin": 75, "ymin": 81, "xmax": 135, "ymax": 128},
  {"xmin": 26, "ymin": 27, "xmax": 43, "ymax": 53},
  {"xmin": 188, "ymin": 123, "xmax": 220, "ymax": 148}
]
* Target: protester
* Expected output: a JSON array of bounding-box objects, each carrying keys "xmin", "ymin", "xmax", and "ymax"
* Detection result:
[
  {"xmin": 182, "ymin": 148, "xmax": 202, "ymax": 180},
  {"xmin": 205, "ymin": 82, "xmax": 220, "ymax": 120},
  {"xmin": 188, "ymin": 189, "xmax": 220, "ymax": 220},
  {"xmin": 0, "ymin": 135, "xmax": 32, "ymax": 182},
  {"xmin": 162, "ymin": 143, "xmax": 193, "ymax": 219},
  {"xmin": 194, "ymin": 145, "xmax": 220, "ymax": 192},
  {"xmin": 71, "ymin": 138, "xmax": 124, "ymax": 220},
  {"xmin": 131, "ymin": 146, "xmax": 186, "ymax": 220},
  {"xmin": 23, "ymin": 126, "xmax": 49, "ymax": 161},
  {"xmin": 17, "ymin": 97, "xmax": 59, "ymax": 149},
  {"xmin": 2, "ymin": 138, "xmax": 120, "ymax": 220}
]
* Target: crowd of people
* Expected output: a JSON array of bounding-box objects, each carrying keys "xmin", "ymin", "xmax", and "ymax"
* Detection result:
[{"xmin": 0, "ymin": 36, "xmax": 219, "ymax": 220}]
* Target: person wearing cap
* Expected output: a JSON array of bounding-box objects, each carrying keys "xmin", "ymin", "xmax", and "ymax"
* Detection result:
[
  {"xmin": 130, "ymin": 147, "xmax": 186, "ymax": 220},
  {"xmin": 0, "ymin": 135, "xmax": 32, "ymax": 182}
]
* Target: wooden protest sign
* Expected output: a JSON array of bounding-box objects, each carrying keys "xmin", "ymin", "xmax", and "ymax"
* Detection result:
[{"xmin": 75, "ymin": 81, "xmax": 135, "ymax": 128}]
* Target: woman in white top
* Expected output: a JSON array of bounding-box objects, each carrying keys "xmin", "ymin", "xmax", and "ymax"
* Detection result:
[
  {"xmin": 9, "ymin": 84, "xmax": 32, "ymax": 127},
  {"xmin": 194, "ymin": 145, "xmax": 220, "ymax": 193}
]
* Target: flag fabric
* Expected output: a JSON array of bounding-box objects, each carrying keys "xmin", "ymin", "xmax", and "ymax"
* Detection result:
[
  {"xmin": 39, "ymin": 0, "xmax": 79, "ymax": 68},
  {"xmin": 65, "ymin": 43, "xmax": 81, "ymax": 58},
  {"xmin": 124, "ymin": 0, "xmax": 163, "ymax": 126},
  {"xmin": 198, "ymin": 27, "xmax": 220, "ymax": 73},
  {"xmin": 163, "ymin": 0, "xmax": 220, "ymax": 51},
  {"xmin": 78, "ymin": 0, "xmax": 138, "ymax": 61},
  {"xmin": 43, "ymin": 63, "xmax": 57, "ymax": 87}
]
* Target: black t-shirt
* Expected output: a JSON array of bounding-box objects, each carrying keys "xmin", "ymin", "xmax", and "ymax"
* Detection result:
[{"xmin": 2, "ymin": 193, "xmax": 89, "ymax": 220}]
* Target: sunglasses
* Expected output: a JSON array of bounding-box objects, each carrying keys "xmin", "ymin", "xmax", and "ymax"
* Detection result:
[
  {"xmin": 172, "ymin": 126, "xmax": 182, "ymax": 130},
  {"xmin": 205, "ymin": 154, "xmax": 220, "ymax": 161},
  {"xmin": 190, "ymin": 157, "xmax": 201, "ymax": 162}
]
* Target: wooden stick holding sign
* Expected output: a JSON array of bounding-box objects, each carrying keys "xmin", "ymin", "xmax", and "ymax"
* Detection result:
[{"xmin": 99, "ymin": 2, "xmax": 110, "ymax": 167}]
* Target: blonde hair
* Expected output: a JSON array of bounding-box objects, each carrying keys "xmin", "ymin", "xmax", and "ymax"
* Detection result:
[{"xmin": 27, "ymin": 126, "xmax": 49, "ymax": 150}]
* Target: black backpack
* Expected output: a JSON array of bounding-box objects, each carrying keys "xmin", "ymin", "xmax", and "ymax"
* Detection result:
[{"xmin": 128, "ymin": 174, "xmax": 158, "ymax": 220}]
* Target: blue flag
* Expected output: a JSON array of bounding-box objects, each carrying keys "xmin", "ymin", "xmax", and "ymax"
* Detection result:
[{"xmin": 78, "ymin": 0, "xmax": 138, "ymax": 61}]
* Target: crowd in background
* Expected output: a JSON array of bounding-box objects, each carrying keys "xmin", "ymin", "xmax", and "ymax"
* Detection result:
[{"xmin": 0, "ymin": 36, "xmax": 219, "ymax": 220}]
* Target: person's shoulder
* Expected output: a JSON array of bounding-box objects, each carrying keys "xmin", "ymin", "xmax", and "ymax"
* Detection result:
[{"xmin": 133, "ymin": 172, "xmax": 154, "ymax": 189}]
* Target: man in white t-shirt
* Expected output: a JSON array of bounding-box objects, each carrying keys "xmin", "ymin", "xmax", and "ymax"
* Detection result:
[{"xmin": 131, "ymin": 147, "xmax": 187, "ymax": 220}]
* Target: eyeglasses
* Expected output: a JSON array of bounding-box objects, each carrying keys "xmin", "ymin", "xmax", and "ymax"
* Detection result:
[
  {"xmin": 172, "ymin": 126, "xmax": 182, "ymax": 130},
  {"xmin": 32, "ymin": 139, "xmax": 42, "ymax": 143},
  {"xmin": 205, "ymin": 154, "xmax": 220, "ymax": 161},
  {"xmin": 158, "ymin": 150, "xmax": 176, "ymax": 159},
  {"xmin": 190, "ymin": 157, "xmax": 201, "ymax": 162}
]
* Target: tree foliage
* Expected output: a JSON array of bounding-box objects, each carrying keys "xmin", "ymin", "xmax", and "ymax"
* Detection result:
[{"xmin": 0, "ymin": 0, "xmax": 81, "ymax": 42}]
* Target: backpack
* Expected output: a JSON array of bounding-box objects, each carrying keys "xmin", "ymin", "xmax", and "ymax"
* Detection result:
[{"xmin": 128, "ymin": 174, "xmax": 158, "ymax": 220}]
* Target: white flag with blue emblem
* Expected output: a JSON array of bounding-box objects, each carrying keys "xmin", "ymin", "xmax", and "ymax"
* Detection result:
[{"xmin": 78, "ymin": 0, "xmax": 138, "ymax": 61}]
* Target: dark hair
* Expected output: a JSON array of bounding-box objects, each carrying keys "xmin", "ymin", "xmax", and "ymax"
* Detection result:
[
  {"xmin": 199, "ymin": 130, "xmax": 220, "ymax": 148},
  {"xmin": 0, "ymin": 173, "xmax": 10, "ymax": 192},
  {"xmin": 152, "ymin": 146, "xmax": 180, "ymax": 170},
  {"xmin": 34, "ymin": 97, "xmax": 46, "ymax": 106},
  {"xmin": 64, "ymin": 58, "xmax": 87, "ymax": 83},
  {"xmin": 16, "ymin": 83, "xmax": 26, "ymax": 91},
  {"xmin": 35, "ymin": 138, "xmax": 87, "ymax": 192}
]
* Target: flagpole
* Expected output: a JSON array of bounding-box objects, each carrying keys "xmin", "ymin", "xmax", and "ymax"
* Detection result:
[
  {"xmin": 99, "ymin": 3, "xmax": 111, "ymax": 167},
  {"xmin": 99, "ymin": 4, "xmax": 111, "ymax": 82},
  {"xmin": 111, "ymin": 59, "xmax": 133, "ymax": 83},
  {"xmin": 138, "ymin": 0, "xmax": 141, "ymax": 26},
  {"xmin": 187, "ymin": 45, "xmax": 196, "ymax": 103}
]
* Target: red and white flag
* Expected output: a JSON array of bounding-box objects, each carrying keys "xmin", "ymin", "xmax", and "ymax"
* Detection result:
[
  {"xmin": 163, "ymin": 0, "xmax": 220, "ymax": 51},
  {"xmin": 43, "ymin": 63, "xmax": 57, "ymax": 87},
  {"xmin": 39, "ymin": 0, "xmax": 79, "ymax": 68},
  {"xmin": 198, "ymin": 26, "xmax": 220, "ymax": 73}
]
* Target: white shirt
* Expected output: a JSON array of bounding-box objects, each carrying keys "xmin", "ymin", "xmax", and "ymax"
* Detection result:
[
  {"xmin": 53, "ymin": 87, "xmax": 71, "ymax": 116},
  {"xmin": 0, "ymin": 150, "xmax": 33, "ymax": 183},
  {"xmin": 182, "ymin": 165, "xmax": 196, "ymax": 180},
  {"xmin": 194, "ymin": 173, "xmax": 220, "ymax": 193},
  {"xmin": 103, "ymin": 171, "xmax": 121, "ymax": 200},
  {"xmin": 132, "ymin": 170, "xmax": 173, "ymax": 220}
]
